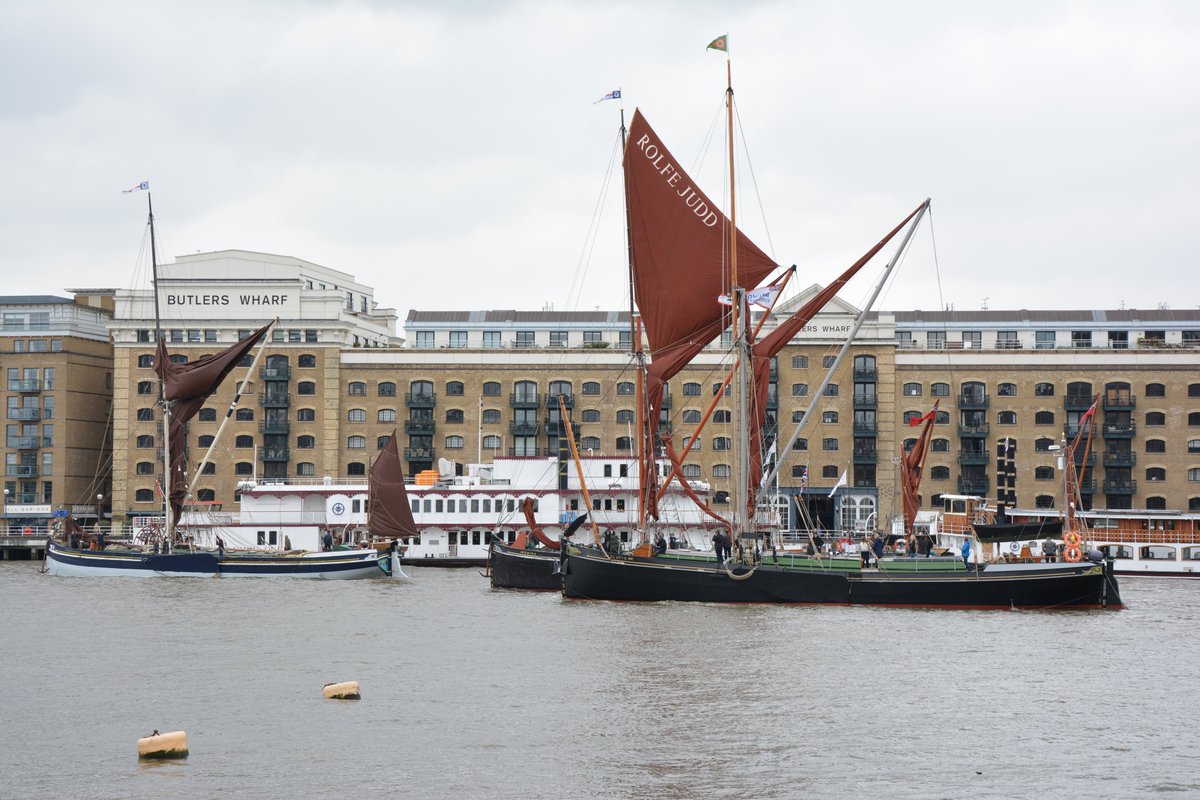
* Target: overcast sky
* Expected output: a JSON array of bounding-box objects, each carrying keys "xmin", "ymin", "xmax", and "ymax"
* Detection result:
[{"xmin": 3, "ymin": 1, "xmax": 1197, "ymax": 319}]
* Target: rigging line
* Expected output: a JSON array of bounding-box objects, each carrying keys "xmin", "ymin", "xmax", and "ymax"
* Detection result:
[
  {"xmin": 565, "ymin": 131, "xmax": 623, "ymax": 313},
  {"xmin": 732, "ymin": 101, "xmax": 777, "ymax": 261}
]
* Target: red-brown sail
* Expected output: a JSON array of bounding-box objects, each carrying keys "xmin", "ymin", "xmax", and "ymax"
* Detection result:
[
  {"xmin": 154, "ymin": 321, "xmax": 272, "ymax": 529},
  {"xmin": 745, "ymin": 202, "xmax": 928, "ymax": 513},
  {"xmin": 368, "ymin": 430, "xmax": 418, "ymax": 539},
  {"xmin": 900, "ymin": 400, "xmax": 940, "ymax": 534},
  {"xmin": 625, "ymin": 109, "xmax": 779, "ymax": 516}
]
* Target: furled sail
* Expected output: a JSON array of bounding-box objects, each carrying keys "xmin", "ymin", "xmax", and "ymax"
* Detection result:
[
  {"xmin": 745, "ymin": 202, "xmax": 928, "ymax": 513},
  {"xmin": 154, "ymin": 322, "xmax": 272, "ymax": 529},
  {"xmin": 624, "ymin": 109, "xmax": 779, "ymax": 516},
  {"xmin": 368, "ymin": 430, "xmax": 418, "ymax": 539},
  {"xmin": 900, "ymin": 400, "xmax": 940, "ymax": 535}
]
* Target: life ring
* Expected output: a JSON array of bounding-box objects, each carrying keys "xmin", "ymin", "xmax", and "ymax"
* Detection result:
[
  {"xmin": 1063, "ymin": 531, "xmax": 1082, "ymax": 547},
  {"xmin": 1063, "ymin": 545, "xmax": 1082, "ymax": 563},
  {"xmin": 1009, "ymin": 541, "xmax": 1021, "ymax": 553},
  {"xmin": 22, "ymin": 526, "xmax": 32, "ymax": 535}
]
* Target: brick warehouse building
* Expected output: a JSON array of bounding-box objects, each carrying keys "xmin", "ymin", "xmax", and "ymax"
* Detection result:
[{"xmin": 12, "ymin": 249, "xmax": 1198, "ymax": 535}]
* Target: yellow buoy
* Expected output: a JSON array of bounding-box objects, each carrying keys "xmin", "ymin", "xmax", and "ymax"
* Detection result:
[
  {"xmin": 323, "ymin": 680, "xmax": 361, "ymax": 700},
  {"xmin": 137, "ymin": 730, "xmax": 189, "ymax": 759}
]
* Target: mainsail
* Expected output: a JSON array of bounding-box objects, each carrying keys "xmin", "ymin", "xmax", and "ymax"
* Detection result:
[
  {"xmin": 624, "ymin": 109, "xmax": 778, "ymax": 517},
  {"xmin": 900, "ymin": 400, "xmax": 940, "ymax": 535},
  {"xmin": 368, "ymin": 430, "xmax": 418, "ymax": 539},
  {"xmin": 154, "ymin": 322, "xmax": 272, "ymax": 529}
]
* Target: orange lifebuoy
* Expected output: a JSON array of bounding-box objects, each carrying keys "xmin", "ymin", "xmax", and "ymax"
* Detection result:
[
  {"xmin": 22, "ymin": 526, "xmax": 32, "ymax": 536},
  {"xmin": 1063, "ymin": 545, "xmax": 1082, "ymax": 563},
  {"xmin": 1063, "ymin": 531, "xmax": 1082, "ymax": 548}
]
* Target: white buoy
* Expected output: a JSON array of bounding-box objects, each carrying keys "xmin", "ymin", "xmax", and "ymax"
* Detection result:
[
  {"xmin": 323, "ymin": 681, "xmax": 360, "ymax": 700},
  {"xmin": 137, "ymin": 730, "xmax": 189, "ymax": 759}
]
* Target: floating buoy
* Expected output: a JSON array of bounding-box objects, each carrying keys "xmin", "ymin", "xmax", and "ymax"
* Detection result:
[
  {"xmin": 137, "ymin": 730, "xmax": 189, "ymax": 759},
  {"xmin": 323, "ymin": 681, "xmax": 360, "ymax": 700}
]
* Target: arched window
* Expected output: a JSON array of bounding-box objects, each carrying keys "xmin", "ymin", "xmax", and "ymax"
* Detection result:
[
  {"xmin": 1146, "ymin": 496, "xmax": 1167, "ymax": 510},
  {"xmin": 791, "ymin": 411, "xmax": 805, "ymax": 423},
  {"xmin": 1188, "ymin": 468, "xmax": 1200, "ymax": 482},
  {"xmin": 377, "ymin": 435, "xmax": 393, "ymax": 449},
  {"xmin": 581, "ymin": 409, "xmax": 601, "ymax": 423},
  {"xmin": 347, "ymin": 436, "xmax": 367, "ymax": 449},
  {"xmin": 446, "ymin": 381, "xmax": 464, "ymax": 396},
  {"xmin": 1191, "ymin": 497, "xmax": 1200, "ymax": 512},
  {"xmin": 198, "ymin": 435, "xmax": 215, "ymax": 448},
  {"xmin": 235, "ymin": 435, "xmax": 253, "ymax": 448},
  {"xmin": 138, "ymin": 354, "xmax": 154, "ymax": 368},
  {"xmin": 997, "ymin": 411, "xmax": 1017, "ymax": 425},
  {"xmin": 582, "ymin": 381, "xmax": 601, "ymax": 396},
  {"xmin": 713, "ymin": 437, "xmax": 732, "ymax": 451},
  {"xmin": 616, "ymin": 382, "xmax": 635, "ymax": 396},
  {"xmin": 443, "ymin": 409, "xmax": 461, "ymax": 423},
  {"xmin": 298, "ymin": 354, "xmax": 317, "ymax": 368},
  {"xmin": 1145, "ymin": 382, "xmax": 1165, "ymax": 397},
  {"xmin": 681, "ymin": 436, "xmax": 701, "ymax": 451},
  {"xmin": 930, "ymin": 466, "xmax": 950, "ymax": 480},
  {"xmin": 136, "ymin": 408, "xmax": 154, "ymax": 421},
  {"xmin": 931, "ymin": 382, "xmax": 950, "ymax": 397},
  {"xmin": 713, "ymin": 464, "xmax": 731, "ymax": 477},
  {"xmin": 235, "ymin": 462, "xmax": 254, "ymax": 475},
  {"xmin": 348, "ymin": 381, "xmax": 367, "ymax": 396},
  {"xmin": 197, "ymin": 489, "xmax": 216, "ymax": 502},
  {"xmin": 1035, "ymin": 438, "xmax": 1054, "ymax": 452},
  {"xmin": 298, "ymin": 381, "xmax": 316, "ymax": 395},
  {"xmin": 1191, "ymin": 412, "xmax": 1200, "ymax": 426},
  {"xmin": 616, "ymin": 436, "xmax": 632, "ymax": 451},
  {"xmin": 822, "ymin": 411, "xmax": 838, "ymax": 424},
  {"xmin": 713, "ymin": 410, "xmax": 732, "ymax": 423},
  {"xmin": 235, "ymin": 408, "xmax": 254, "ymax": 421},
  {"xmin": 347, "ymin": 462, "xmax": 366, "ymax": 476},
  {"xmin": 616, "ymin": 410, "xmax": 634, "ymax": 423},
  {"xmin": 135, "ymin": 488, "xmax": 154, "ymax": 502},
  {"xmin": 1067, "ymin": 381, "xmax": 1093, "ymax": 400},
  {"xmin": 792, "ymin": 439, "xmax": 807, "ymax": 451},
  {"xmin": 791, "ymin": 465, "xmax": 808, "ymax": 478},
  {"xmin": 1146, "ymin": 467, "xmax": 1166, "ymax": 481},
  {"xmin": 1190, "ymin": 439, "xmax": 1200, "ymax": 454},
  {"xmin": 137, "ymin": 381, "xmax": 154, "ymax": 395},
  {"xmin": 903, "ymin": 382, "xmax": 922, "ymax": 396},
  {"xmin": 931, "ymin": 438, "xmax": 950, "ymax": 452},
  {"xmin": 1190, "ymin": 383, "xmax": 1200, "ymax": 397},
  {"xmin": 682, "ymin": 464, "xmax": 702, "ymax": 478},
  {"xmin": 135, "ymin": 461, "xmax": 154, "ymax": 475},
  {"xmin": 1035, "ymin": 466, "xmax": 1054, "ymax": 480},
  {"xmin": 297, "ymin": 436, "xmax": 315, "ymax": 449},
  {"xmin": 961, "ymin": 381, "xmax": 986, "ymax": 404},
  {"xmin": 348, "ymin": 408, "xmax": 367, "ymax": 422},
  {"xmin": 1146, "ymin": 411, "xmax": 1165, "ymax": 426},
  {"xmin": 935, "ymin": 411, "xmax": 950, "ymax": 424},
  {"xmin": 1035, "ymin": 382, "xmax": 1055, "ymax": 396},
  {"xmin": 408, "ymin": 380, "xmax": 433, "ymax": 400},
  {"xmin": 792, "ymin": 355, "xmax": 809, "ymax": 368},
  {"xmin": 824, "ymin": 384, "xmax": 839, "ymax": 397},
  {"xmin": 792, "ymin": 383, "xmax": 809, "ymax": 397},
  {"xmin": 297, "ymin": 462, "xmax": 316, "ymax": 476},
  {"xmin": 1146, "ymin": 439, "xmax": 1166, "ymax": 454},
  {"xmin": 822, "ymin": 438, "xmax": 838, "ymax": 451},
  {"xmin": 580, "ymin": 436, "xmax": 600, "ymax": 450},
  {"xmin": 445, "ymin": 435, "xmax": 464, "ymax": 449},
  {"xmin": 378, "ymin": 381, "xmax": 397, "ymax": 397},
  {"xmin": 997, "ymin": 382, "xmax": 1017, "ymax": 396},
  {"xmin": 513, "ymin": 380, "xmax": 537, "ymax": 402},
  {"xmin": 902, "ymin": 438, "xmax": 917, "ymax": 451},
  {"xmin": 136, "ymin": 435, "xmax": 154, "ymax": 448},
  {"xmin": 682, "ymin": 382, "xmax": 701, "ymax": 396},
  {"xmin": 822, "ymin": 465, "xmax": 838, "ymax": 478},
  {"xmin": 482, "ymin": 435, "xmax": 502, "ymax": 450},
  {"xmin": 482, "ymin": 381, "xmax": 501, "ymax": 396},
  {"xmin": 548, "ymin": 380, "xmax": 572, "ymax": 399},
  {"xmin": 482, "ymin": 409, "xmax": 501, "ymax": 423},
  {"xmin": 297, "ymin": 408, "xmax": 315, "ymax": 421},
  {"xmin": 1035, "ymin": 411, "xmax": 1055, "ymax": 425},
  {"xmin": 903, "ymin": 410, "xmax": 922, "ymax": 425},
  {"xmin": 1036, "ymin": 495, "xmax": 1056, "ymax": 508}
]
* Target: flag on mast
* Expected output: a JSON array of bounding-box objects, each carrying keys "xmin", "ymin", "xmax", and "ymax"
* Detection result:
[
  {"xmin": 122, "ymin": 181, "xmax": 150, "ymax": 193},
  {"xmin": 828, "ymin": 468, "xmax": 848, "ymax": 497},
  {"xmin": 594, "ymin": 89, "xmax": 622, "ymax": 104},
  {"xmin": 707, "ymin": 34, "xmax": 728, "ymax": 52}
]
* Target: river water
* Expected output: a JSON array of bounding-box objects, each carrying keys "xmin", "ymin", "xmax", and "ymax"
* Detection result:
[{"xmin": 1, "ymin": 564, "xmax": 1196, "ymax": 799}]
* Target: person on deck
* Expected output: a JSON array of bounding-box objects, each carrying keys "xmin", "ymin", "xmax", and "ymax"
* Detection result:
[
  {"xmin": 1042, "ymin": 537, "xmax": 1058, "ymax": 563},
  {"xmin": 872, "ymin": 534, "xmax": 885, "ymax": 565},
  {"xmin": 712, "ymin": 531, "xmax": 725, "ymax": 565},
  {"xmin": 654, "ymin": 534, "xmax": 667, "ymax": 556},
  {"xmin": 961, "ymin": 538, "xmax": 972, "ymax": 570},
  {"xmin": 216, "ymin": 535, "xmax": 225, "ymax": 557},
  {"xmin": 322, "ymin": 530, "xmax": 334, "ymax": 551}
]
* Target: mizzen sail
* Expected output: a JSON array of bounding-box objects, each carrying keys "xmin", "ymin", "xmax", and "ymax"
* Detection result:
[{"xmin": 368, "ymin": 430, "xmax": 418, "ymax": 539}]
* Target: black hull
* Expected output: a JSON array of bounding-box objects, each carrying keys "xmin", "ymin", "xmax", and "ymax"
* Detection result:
[
  {"xmin": 562, "ymin": 550, "xmax": 1122, "ymax": 609},
  {"xmin": 488, "ymin": 544, "xmax": 562, "ymax": 590},
  {"xmin": 973, "ymin": 520, "xmax": 1064, "ymax": 543}
]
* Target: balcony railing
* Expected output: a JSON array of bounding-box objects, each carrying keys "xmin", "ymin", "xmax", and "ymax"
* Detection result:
[
  {"xmin": 259, "ymin": 420, "xmax": 291, "ymax": 435},
  {"xmin": 1102, "ymin": 451, "xmax": 1136, "ymax": 468},
  {"xmin": 1102, "ymin": 479, "xmax": 1137, "ymax": 494},
  {"xmin": 260, "ymin": 365, "xmax": 291, "ymax": 380},
  {"xmin": 260, "ymin": 446, "xmax": 290, "ymax": 461},
  {"xmin": 853, "ymin": 394, "xmax": 877, "ymax": 408},
  {"xmin": 8, "ymin": 380, "xmax": 42, "ymax": 392},
  {"xmin": 259, "ymin": 392, "xmax": 291, "ymax": 407},
  {"xmin": 1064, "ymin": 394, "xmax": 1094, "ymax": 411},
  {"xmin": 7, "ymin": 436, "xmax": 39, "ymax": 449},
  {"xmin": 852, "ymin": 423, "xmax": 877, "ymax": 435},
  {"xmin": 545, "ymin": 393, "xmax": 574, "ymax": 409},
  {"xmin": 404, "ymin": 447, "xmax": 434, "ymax": 461},
  {"xmin": 957, "ymin": 450, "xmax": 990, "ymax": 465},
  {"xmin": 853, "ymin": 368, "xmax": 878, "ymax": 381},
  {"xmin": 405, "ymin": 392, "xmax": 436, "ymax": 408},
  {"xmin": 510, "ymin": 421, "xmax": 541, "ymax": 436},
  {"xmin": 1103, "ymin": 422, "xmax": 1136, "ymax": 438},
  {"xmin": 957, "ymin": 423, "xmax": 990, "ymax": 437},
  {"xmin": 6, "ymin": 465, "xmax": 38, "ymax": 478},
  {"xmin": 506, "ymin": 447, "xmax": 545, "ymax": 457},
  {"xmin": 7, "ymin": 408, "xmax": 40, "ymax": 421},
  {"xmin": 510, "ymin": 392, "xmax": 540, "ymax": 408},
  {"xmin": 853, "ymin": 447, "xmax": 878, "ymax": 463},
  {"xmin": 957, "ymin": 476, "xmax": 990, "ymax": 495},
  {"xmin": 1102, "ymin": 393, "xmax": 1135, "ymax": 411},
  {"xmin": 958, "ymin": 393, "xmax": 990, "ymax": 410},
  {"xmin": 405, "ymin": 420, "xmax": 436, "ymax": 435}
]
